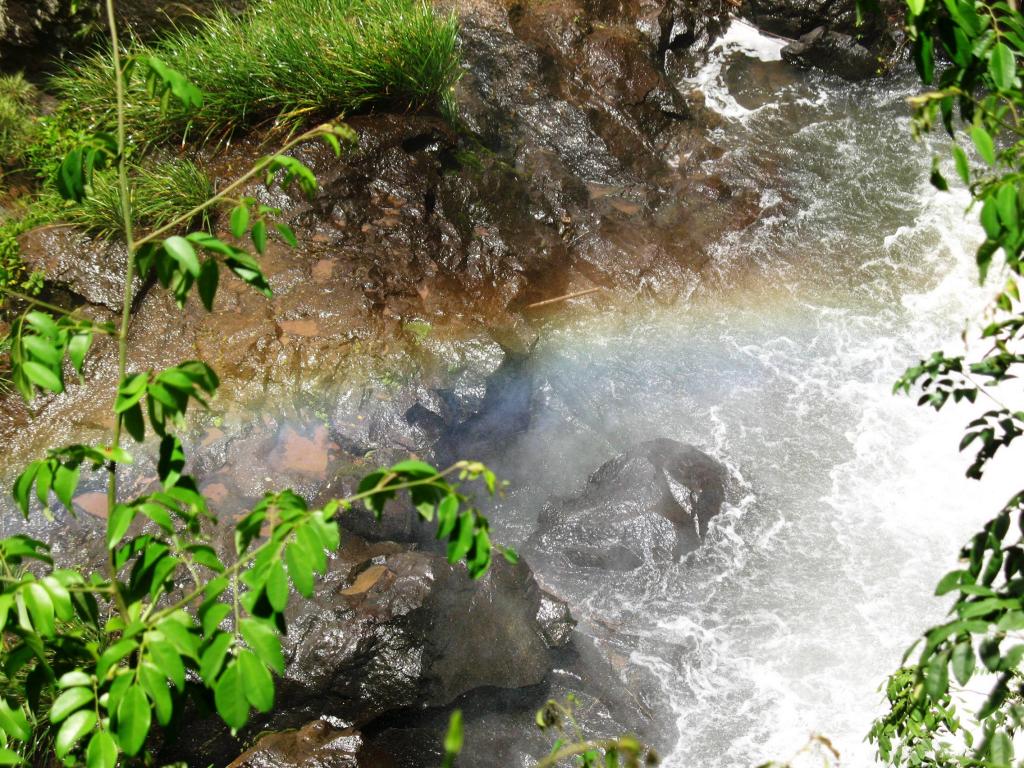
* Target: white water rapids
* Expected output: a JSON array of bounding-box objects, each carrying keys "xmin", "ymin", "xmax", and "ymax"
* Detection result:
[{"xmin": 478, "ymin": 20, "xmax": 1024, "ymax": 768}]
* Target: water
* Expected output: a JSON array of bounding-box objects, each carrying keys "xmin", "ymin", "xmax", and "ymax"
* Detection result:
[{"xmin": 478, "ymin": 22, "xmax": 1022, "ymax": 767}]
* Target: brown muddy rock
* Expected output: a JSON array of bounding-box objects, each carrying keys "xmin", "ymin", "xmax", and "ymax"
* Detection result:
[
  {"xmin": 228, "ymin": 721, "xmax": 362, "ymax": 768},
  {"xmin": 19, "ymin": 226, "xmax": 142, "ymax": 312}
]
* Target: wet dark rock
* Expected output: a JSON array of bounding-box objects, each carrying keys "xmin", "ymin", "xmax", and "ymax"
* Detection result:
[
  {"xmin": 164, "ymin": 533, "xmax": 572, "ymax": 766},
  {"xmin": 741, "ymin": 0, "xmax": 904, "ymax": 75},
  {"xmin": 0, "ymin": 1, "xmax": 246, "ymax": 71},
  {"xmin": 526, "ymin": 438, "xmax": 727, "ymax": 572},
  {"xmin": 19, "ymin": 226, "xmax": 143, "ymax": 312},
  {"xmin": 280, "ymin": 548, "xmax": 562, "ymax": 720},
  {"xmin": 781, "ymin": 26, "xmax": 879, "ymax": 81},
  {"xmin": 434, "ymin": 349, "xmax": 533, "ymax": 466}
]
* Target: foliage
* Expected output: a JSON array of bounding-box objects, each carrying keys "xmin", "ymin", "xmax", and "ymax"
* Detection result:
[
  {"xmin": 0, "ymin": 74, "xmax": 40, "ymax": 170},
  {"xmin": 0, "ymin": 6, "xmax": 509, "ymax": 766},
  {"xmin": 0, "ymin": 208, "xmax": 49, "ymax": 310},
  {"xmin": 859, "ymin": 0, "xmax": 1024, "ymax": 766},
  {"xmin": 53, "ymin": 0, "xmax": 461, "ymax": 148},
  {"xmin": 38, "ymin": 158, "xmax": 213, "ymax": 240}
]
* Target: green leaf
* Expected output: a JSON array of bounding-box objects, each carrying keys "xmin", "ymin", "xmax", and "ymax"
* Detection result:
[
  {"xmin": 199, "ymin": 632, "xmax": 233, "ymax": 681},
  {"xmin": 22, "ymin": 582, "xmax": 55, "ymax": 636},
  {"xmin": 106, "ymin": 504, "xmax": 136, "ymax": 549},
  {"xmin": 22, "ymin": 361, "xmax": 63, "ymax": 394},
  {"xmin": 442, "ymin": 709, "xmax": 463, "ymax": 768},
  {"xmin": 251, "ymin": 220, "xmax": 267, "ymax": 255},
  {"xmin": 237, "ymin": 650, "xmax": 274, "ymax": 712},
  {"xmin": 239, "ymin": 618, "xmax": 284, "ymax": 675},
  {"xmin": 140, "ymin": 663, "xmax": 173, "ymax": 726},
  {"xmin": 266, "ymin": 559, "xmax": 289, "ymax": 613},
  {"xmin": 274, "ymin": 222, "xmax": 298, "ymax": 248},
  {"xmin": 214, "ymin": 660, "xmax": 249, "ymax": 732},
  {"xmin": 0, "ymin": 749, "xmax": 23, "ymax": 765},
  {"xmin": 52, "ymin": 464, "xmax": 80, "ymax": 511},
  {"xmin": 85, "ymin": 730, "xmax": 118, "ymax": 768},
  {"xmin": 989, "ymin": 41, "xmax": 1016, "ymax": 91},
  {"xmin": 285, "ymin": 541, "xmax": 314, "ymax": 597},
  {"xmin": 163, "ymin": 236, "xmax": 200, "ymax": 277},
  {"xmin": 230, "ymin": 205, "xmax": 250, "ymax": 239},
  {"xmin": 116, "ymin": 685, "xmax": 150, "ymax": 757},
  {"xmin": 0, "ymin": 699, "xmax": 31, "ymax": 741},
  {"xmin": 972, "ymin": 125, "xmax": 996, "ymax": 166},
  {"xmin": 952, "ymin": 638, "xmax": 975, "ymax": 685},
  {"xmin": 55, "ymin": 709, "xmax": 96, "ymax": 758},
  {"xmin": 989, "ymin": 730, "xmax": 1014, "ymax": 767},
  {"xmin": 907, "ymin": 0, "xmax": 924, "ymax": 14},
  {"xmin": 49, "ymin": 687, "xmax": 94, "ymax": 724},
  {"xmin": 924, "ymin": 650, "xmax": 949, "ymax": 700},
  {"xmin": 147, "ymin": 639, "xmax": 185, "ymax": 690},
  {"xmin": 67, "ymin": 332, "xmax": 92, "ymax": 376},
  {"xmin": 96, "ymin": 638, "xmax": 138, "ymax": 680},
  {"xmin": 197, "ymin": 259, "xmax": 219, "ymax": 311},
  {"xmin": 391, "ymin": 459, "xmax": 438, "ymax": 477},
  {"xmin": 201, "ymin": 603, "xmax": 231, "ymax": 636},
  {"xmin": 114, "ymin": 373, "xmax": 148, "ymax": 414}
]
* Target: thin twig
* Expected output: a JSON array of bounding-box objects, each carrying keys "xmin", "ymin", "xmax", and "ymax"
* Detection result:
[{"xmin": 524, "ymin": 287, "xmax": 603, "ymax": 309}]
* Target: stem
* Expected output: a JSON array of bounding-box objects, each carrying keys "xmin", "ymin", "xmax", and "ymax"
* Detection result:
[
  {"xmin": 105, "ymin": 0, "xmax": 135, "ymax": 620},
  {"xmin": 0, "ymin": 291, "xmax": 93, "ymax": 320}
]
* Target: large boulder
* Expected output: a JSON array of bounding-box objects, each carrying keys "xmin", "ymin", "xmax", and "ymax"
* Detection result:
[
  {"xmin": 741, "ymin": 0, "xmax": 903, "ymax": 77},
  {"xmin": 164, "ymin": 532, "xmax": 574, "ymax": 766},
  {"xmin": 781, "ymin": 26, "xmax": 879, "ymax": 81},
  {"xmin": 526, "ymin": 438, "xmax": 727, "ymax": 572},
  {"xmin": 19, "ymin": 226, "xmax": 143, "ymax": 312}
]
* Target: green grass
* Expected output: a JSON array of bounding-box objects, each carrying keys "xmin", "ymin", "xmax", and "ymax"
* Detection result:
[
  {"xmin": 0, "ymin": 73, "xmax": 40, "ymax": 168},
  {"xmin": 38, "ymin": 158, "xmax": 213, "ymax": 239},
  {"xmin": 54, "ymin": 0, "xmax": 461, "ymax": 146}
]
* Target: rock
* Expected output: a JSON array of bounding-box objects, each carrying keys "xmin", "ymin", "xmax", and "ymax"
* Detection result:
[
  {"xmin": 228, "ymin": 721, "xmax": 362, "ymax": 768},
  {"xmin": 0, "ymin": 1, "xmax": 247, "ymax": 71},
  {"xmin": 280, "ymin": 547, "xmax": 566, "ymax": 723},
  {"xmin": 781, "ymin": 26, "xmax": 879, "ymax": 81},
  {"xmin": 741, "ymin": 0, "xmax": 903, "ymax": 76},
  {"xmin": 18, "ymin": 226, "xmax": 142, "ymax": 312},
  {"xmin": 160, "ymin": 533, "xmax": 572, "ymax": 766},
  {"xmin": 434, "ymin": 349, "xmax": 534, "ymax": 466},
  {"xmin": 537, "ymin": 588, "xmax": 575, "ymax": 646},
  {"xmin": 526, "ymin": 438, "xmax": 727, "ymax": 572}
]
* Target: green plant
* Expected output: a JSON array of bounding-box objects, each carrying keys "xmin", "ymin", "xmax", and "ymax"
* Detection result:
[
  {"xmin": 0, "ymin": 3, "xmax": 510, "ymax": 766},
  {"xmin": 859, "ymin": 1, "xmax": 1024, "ymax": 766},
  {"xmin": 39, "ymin": 158, "xmax": 213, "ymax": 240},
  {"xmin": 54, "ymin": 0, "xmax": 461, "ymax": 148},
  {"xmin": 0, "ymin": 206, "xmax": 55, "ymax": 312},
  {"xmin": 0, "ymin": 74, "xmax": 40, "ymax": 169}
]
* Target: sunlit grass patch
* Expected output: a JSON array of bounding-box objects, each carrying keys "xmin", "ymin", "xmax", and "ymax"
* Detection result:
[{"xmin": 55, "ymin": 0, "xmax": 461, "ymax": 147}]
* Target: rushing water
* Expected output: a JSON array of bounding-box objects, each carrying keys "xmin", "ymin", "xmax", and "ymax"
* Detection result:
[{"xmin": 475, "ymin": 21, "xmax": 1024, "ymax": 767}]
